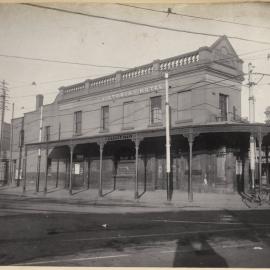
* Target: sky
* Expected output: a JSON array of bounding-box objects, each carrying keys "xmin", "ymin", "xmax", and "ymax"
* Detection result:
[{"xmin": 0, "ymin": 2, "xmax": 270, "ymax": 122}]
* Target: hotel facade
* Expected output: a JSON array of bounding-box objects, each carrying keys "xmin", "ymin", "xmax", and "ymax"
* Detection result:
[{"xmin": 11, "ymin": 36, "xmax": 270, "ymax": 200}]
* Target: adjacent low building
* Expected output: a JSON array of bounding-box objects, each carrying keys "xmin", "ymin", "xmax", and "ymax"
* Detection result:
[
  {"xmin": 0, "ymin": 121, "xmax": 10, "ymax": 185},
  {"xmin": 11, "ymin": 36, "xmax": 270, "ymax": 200}
]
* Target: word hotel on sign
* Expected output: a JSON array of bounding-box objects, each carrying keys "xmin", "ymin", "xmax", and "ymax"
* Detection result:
[{"xmin": 100, "ymin": 84, "xmax": 163, "ymax": 102}]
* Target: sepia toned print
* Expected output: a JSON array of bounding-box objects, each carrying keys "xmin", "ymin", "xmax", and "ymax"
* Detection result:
[{"xmin": 0, "ymin": 2, "xmax": 270, "ymax": 267}]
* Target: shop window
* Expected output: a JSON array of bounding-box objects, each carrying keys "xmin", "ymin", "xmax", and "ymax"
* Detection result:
[
  {"xmin": 219, "ymin": 94, "xmax": 228, "ymax": 121},
  {"xmin": 123, "ymin": 101, "xmax": 134, "ymax": 129},
  {"xmin": 101, "ymin": 105, "xmax": 109, "ymax": 131},
  {"xmin": 177, "ymin": 90, "xmax": 191, "ymax": 121},
  {"xmin": 74, "ymin": 111, "xmax": 82, "ymax": 135},
  {"xmin": 150, "ymin": 96, "xmax": 162, "ymax": 124},
  {"xmin": 44, "ymin": 126, "xmax": 50, "ymax": 141}
]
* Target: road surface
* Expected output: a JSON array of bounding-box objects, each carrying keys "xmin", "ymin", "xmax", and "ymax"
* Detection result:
[{"xmin": 0, "ymin": 194, "xmax": 270, "ymax": 267}]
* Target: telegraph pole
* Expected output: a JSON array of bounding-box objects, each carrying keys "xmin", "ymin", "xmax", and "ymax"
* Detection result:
[
  {"xmin": 17, "ymin": 117, "xmax": 24, "ymax": 186},
  {"xmin": 248, "ymin": 63, "xmax": 256, "ymax": 190},
  {"xmin": 0, "ymin": 80, "xmax": 8, "ymax": 160},
  {"xmin": 36, "ymin": 105, "xmax": 43, "ymax": 192},
  {"xmin": 165, "ymin": 72, "xmax": 171, "ymax": 201},
  {"xmin": 9, "ymin": 103, "xmax": 14, "ymax": 185}
]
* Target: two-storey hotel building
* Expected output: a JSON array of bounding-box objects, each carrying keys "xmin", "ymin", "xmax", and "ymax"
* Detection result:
[{"xmin": 11, "ymin": 36, "xmax": 270, "ymax": 200}]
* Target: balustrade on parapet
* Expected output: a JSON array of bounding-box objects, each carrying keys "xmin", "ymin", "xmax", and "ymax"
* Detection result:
[
  {"xmin": 63, "ymin": 83, "xmax": 85, "ymax": 94},
  {"xmin": 159, "ymin": 52, "xmax": 199, "ymax": 71},
  {"xmin": 122, "ymin": 64, "xmax": 154, "ymax": 80},
  {"xmin": 90, "ymin": 75, "xmax": 116, "ymax": 88},
  {"xmin": 62, "ymin": 51, "xmax": 200, "ymax": 95}
]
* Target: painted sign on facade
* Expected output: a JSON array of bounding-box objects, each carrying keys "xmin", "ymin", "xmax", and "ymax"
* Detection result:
[
  {"xmin": 100, "ymin": 84, "xmax": 163, "ymax": 102},
  {"xmin": 58, "ymin": 84, "xmax": 163, "ymax": 111}
]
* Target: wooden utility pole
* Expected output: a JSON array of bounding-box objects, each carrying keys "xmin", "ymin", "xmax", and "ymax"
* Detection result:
[
  {"xmin": 36, "ymin": 105, "xmax": 43, "ymax": 192},
  {"xmin": 248, "ymin": 63, "xmax": 256, "ymax": 190},
  {"xmin": 0, "ymin": 80, "xmax": 7, "ymax": 160},
  {"xmin": 9, "ymin": 103, "xmax": 14, "ymax": 185},
  {"xmin": 18, "ymin": 117, "xmax": 24, "ymax": 186}
]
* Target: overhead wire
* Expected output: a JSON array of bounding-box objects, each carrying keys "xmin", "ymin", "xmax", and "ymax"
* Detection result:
[
  {"xmin": 1, "ymin": 2, "xmax": 268, "ymax": 109},
  {"xmin": 20, "ymin": 3, "xmax": 270, "ymax": 46},
  {"xmin": 24, "ymin": 98, "xmax": 245, "ymax": 146},
  {"xmin": 4, "ymin": 45, "xmax": 270, "ymax": 103},
  {"xmin": 8, "ymin": 25, "xmax": 265, "ymax": 132},
  {"xmin": 12, "ymin": 72, "xmax": 244, "ymax": 132},
  {"xmin": 21, "ymin": 103, "xmax": 153, "ymax": 144},
  {"xmin": 8, "ymin": 73, "xmax": 114, "ymax": 90},
  {"xmin": 10, "ymin": 60, "xmax": 251, "ymax": 131},
  {"xmin": 8, "ymin": 45, "xmax": 258, "ymax": 100},
  {"xmin": 117, "ymin": 3, "xmax": 270, "ymax": 31},
  {"xmin": 20, "ymin": 74, "xmax": 244, "ymax": 123},
  {"xmin": 7, "ymin": 4, "xmax": 269, "ymax": 150},
  {"xmin": 0, "ymin": 53, "xmax": 129, "ymax": 69},
  {"xmin": 5, "ymin": 34, "xmax": 270, "ymax": 103}
]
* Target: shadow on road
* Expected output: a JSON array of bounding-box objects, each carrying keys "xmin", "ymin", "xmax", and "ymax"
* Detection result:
[
  {"xmin": 173, "ymin": 234, "xmax": 228, "ymax": 267},
  {"xmin": 137, "ymin": 190, "xmax": 146, "ymax": 199},
  {"xmin": 46, "ymin": 188, "xmax": 64, "ymax": 194},
  {"xmin": 71, "ymin": 188, "xmax": 89, "ymax": 196},
  {"xmin": 102, "ymin": 189, "xmax": 115, "ymax": 197}
]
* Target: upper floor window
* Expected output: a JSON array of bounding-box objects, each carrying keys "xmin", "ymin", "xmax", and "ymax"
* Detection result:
[
  {"xmin": 44, "ymin": 126, "xmax": 50, "ymax": 141},
  {"xmin": 150, "ymin": 96, "xmax": 162, "ymax": 124},
  {"xmin": 177, "ymin": 90, "xmax": 191, "ymax": 121},
  {"xmin": 219, "ymin": 94, "xmax": 228, "ymax": 121},
  {"xmin": 101, "ymin": 106, "xmax": 109, "ymax": 131},
  {"xmin": 123, "ymin": 101, "xmax": 134, "ymax": 129},
  {"xmin": 74, "ymin": 111, "xmax": 82, "ymax": 135}
]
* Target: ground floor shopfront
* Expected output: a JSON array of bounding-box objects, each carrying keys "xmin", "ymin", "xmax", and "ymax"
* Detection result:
[{"xmin": 21, "ymin": 123, "xmax": 270, "ymax": 201}]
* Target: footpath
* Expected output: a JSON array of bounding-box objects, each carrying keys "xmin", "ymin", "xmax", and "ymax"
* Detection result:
[{"xmin": 0, "ymin": 184, "xmax": 269, "ymax": 211}]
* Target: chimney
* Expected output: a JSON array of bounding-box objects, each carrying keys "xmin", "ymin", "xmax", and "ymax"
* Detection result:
[{"xmin": 36, "ymin": 94, "xmax": 44, "ymax": 110}]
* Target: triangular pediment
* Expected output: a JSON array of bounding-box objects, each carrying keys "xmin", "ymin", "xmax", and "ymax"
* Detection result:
[{"xmin": 210, "ymin": 35, "xmax": 243, "ymax": 67}]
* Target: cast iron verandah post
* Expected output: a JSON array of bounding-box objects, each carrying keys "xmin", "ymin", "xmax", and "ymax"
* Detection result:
[
  {"xmin": 69, "ymin": 144, "xmax": 74, "ymax": 195},
  {"xmin": 183, "ymin": 129, "xmax": 199, "ymax": 202},
  {"xmin": 133, "ymin": 135, "xmax": 143, "ymax": 200},
  {"xmin": 22, "ymin": 145, "xmax": 27, "ymax": 193},
  {"xmin": 98, "ymin": 140, "xmax": 105, "ymax": 197}
]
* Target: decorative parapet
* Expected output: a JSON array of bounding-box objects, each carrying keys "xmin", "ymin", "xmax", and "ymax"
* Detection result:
[
  {"xmin": 89, "ymin": 74, "xmax": 116, "ymax": 88},
  {"xmin": 61, "ymin": 82, "xmax": 85, "ymax": 94},
  {"xmin": 60, "ymin": 50, "xmax": 201, "ymax": 95},
  {"xmin": 61, "ymin": 74, "xmax": 117, "ymax": 95},
  {"xmin": 122, "ymin": 63, "xmax": 154, "ymax": 80},
  {"xmin": 121, "ymin": 50, "xmax": 200, "ymax": 80},
  {"xmin": 159, "ymin": 51, "xmax": 200, "ymax": 71}
]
